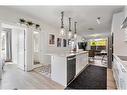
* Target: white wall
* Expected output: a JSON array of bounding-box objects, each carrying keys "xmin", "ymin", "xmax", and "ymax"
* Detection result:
[
  {"xmin": 0, "ymin": 7, "xmax": 83, "ymax": 64},
  {"xmin": 112, "ymin": 11, "xmax": 127, "ymax": 56}
]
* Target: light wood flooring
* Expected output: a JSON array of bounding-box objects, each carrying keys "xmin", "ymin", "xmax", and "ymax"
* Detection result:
[
  {"xmin": 107, "ymin": 69, "xmax": 117, "ymax": 89},
  {"xmin": 0, "ymin": 64, "xmax": 64, "ymax": 89}
]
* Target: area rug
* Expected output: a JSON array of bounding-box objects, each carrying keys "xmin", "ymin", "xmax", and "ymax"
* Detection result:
[
  {"xmin": 34, "ymin": 64, "xmax": 51, "ymax": 78},
  {"xmin": 65, "ymin": 65, "xmax": 107, "ymax": 89}
]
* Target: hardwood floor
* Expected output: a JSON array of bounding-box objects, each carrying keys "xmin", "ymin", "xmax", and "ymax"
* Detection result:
[
  {"xmin": 107, "ymin": 69, "xmax": 117, "ymax": 89},
  {"xmin": 0, "ymin": 64, "xmax": 64, "ymax": 89}
]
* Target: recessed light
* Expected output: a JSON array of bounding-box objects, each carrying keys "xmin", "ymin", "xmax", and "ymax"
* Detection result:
[{"xmin": 89, "ymin": 34, "xmax": 102, "ymax": 37}]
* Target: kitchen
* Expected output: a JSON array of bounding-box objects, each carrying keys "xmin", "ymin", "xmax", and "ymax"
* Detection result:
[
  {"xmin": 0, "ymin": 6, "xmax": 126, "ymax": 90},
  {"xmin": 111, "ymin": 6, "xmax": 127, "ymax": 89}
]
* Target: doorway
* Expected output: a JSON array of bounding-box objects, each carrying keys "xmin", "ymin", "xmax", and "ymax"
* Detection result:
[
  {"xmin": 88, "ymin": 38, "xmax": 108, "ymax": 67},
  {"xmin": 0, "ymin": 23, "xmax": 26, "ymax": 71},
  {"xmin": 32, "ymin": 31, "xmax": 42, "ymax": 68},
  {"xmin": 1, "ymin": 28, "xmax": 12, "ymax": 62}
]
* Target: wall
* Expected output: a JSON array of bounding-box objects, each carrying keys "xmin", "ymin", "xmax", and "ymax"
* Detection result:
[
  {"xmin": 112, "ymin": 11, "xmax": 127, "ymax": 56},
  {"xmin": 0, "ymin": 7, "xmax": 83, "ymax": 64}
]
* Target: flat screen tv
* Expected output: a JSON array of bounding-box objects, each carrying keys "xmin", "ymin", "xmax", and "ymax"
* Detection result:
[{"xmin": 78, "ymin": 42, "xmax": 87, "ymax": 50}]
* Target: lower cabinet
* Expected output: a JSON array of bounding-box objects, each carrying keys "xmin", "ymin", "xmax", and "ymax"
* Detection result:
[
  {"xmin": 113, "ymin": 56, "xmax": 127, "ymax": 89},
  {"xmin": 76, "ymin": 53, "xmax": 88, "ymax": 75}
]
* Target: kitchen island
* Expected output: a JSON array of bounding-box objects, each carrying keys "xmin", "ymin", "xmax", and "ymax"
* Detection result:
[{"xmin": 49, "ymin": 51, "xmax": 89, "ymax": 87}]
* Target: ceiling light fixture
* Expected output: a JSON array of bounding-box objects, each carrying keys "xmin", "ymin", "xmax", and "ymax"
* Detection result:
[
  {"xmin": 68, "ymin": 17, "xmax": 72, "ymax": 38},
  {"xmin": 60, "ymin": 11, "xmax": 65, "ymax": 36},
  {"xmin": 96, "ymin": 17, "xmax": 101, "ymax": 24},
  {"xmin": 74, "ymin": 22, "xmax": 77, "ymax": 39}
]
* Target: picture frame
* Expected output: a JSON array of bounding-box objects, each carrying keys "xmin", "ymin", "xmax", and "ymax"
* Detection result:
[
  {"xmin": 63, "ymin": 39, "xmax": 67, "ymax": 47},
  {"xmin": 57, "ymin": 38, "xmax": 62, "ymax": 47},
  {"xmin": 49, "ymin": 34, "xmax": 55, "ymax": 46}
]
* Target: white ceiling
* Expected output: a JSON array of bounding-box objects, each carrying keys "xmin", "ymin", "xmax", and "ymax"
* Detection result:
[{"xmin": 7, "ymin": 6, "xmax": 124, "ymax": 38}]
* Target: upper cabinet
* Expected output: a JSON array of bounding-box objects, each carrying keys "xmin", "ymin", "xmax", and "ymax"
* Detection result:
[
  {"xmin": 111, "ymin": 11, "xmax": 127, "ymax": 55},
  {"xmin": 121, "ymin": 6, "xmax": 127, "ymax": 41},
  {"xmin": 124, "ymin": 6, "xmax": 127, "ymax": 18}
]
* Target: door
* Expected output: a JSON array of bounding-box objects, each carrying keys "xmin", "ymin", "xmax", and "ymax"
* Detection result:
[{"xmin": 17, "ymin": 28, "xmax": 25, "ymax": 70}]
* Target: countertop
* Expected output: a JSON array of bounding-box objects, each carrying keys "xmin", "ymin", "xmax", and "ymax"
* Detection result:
[
  {"xmin": 117, "ymin": 56, "xmax": 127, "ymax": 61},
  {"xmin": 44, "ymin": 51, "xmax": 88, "ymax": 57}
]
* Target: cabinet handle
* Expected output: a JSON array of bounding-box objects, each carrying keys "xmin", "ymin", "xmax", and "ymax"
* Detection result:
[{"xmin": 67, "ymin": 57, "xmax": 76, "ymax": 61}]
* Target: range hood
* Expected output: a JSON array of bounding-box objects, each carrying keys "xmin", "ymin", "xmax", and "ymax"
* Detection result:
[{"xmin": 121, "ymin": 17, "xmax": 127, "ymax": 29}]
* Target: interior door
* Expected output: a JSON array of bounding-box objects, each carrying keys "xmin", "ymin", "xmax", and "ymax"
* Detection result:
[{"xmin": 17, "ymin": 28, "xmax": 25, "ymax": 71}]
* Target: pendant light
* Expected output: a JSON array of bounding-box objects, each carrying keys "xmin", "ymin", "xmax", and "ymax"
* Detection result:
[
  {"xmin": 74, "ymin": 22, "xmax": 77, "ymax": 39},
  {"xmin": 96, "ymin": 17, "xmax": 101, "ymax": 24},
  {"xmin": 68, "ymin": 17, "xmax": 72, "ymax": 38},
  {"xmin": 60, "ymin": 11, "xmax": 65, "ymax": 36}
]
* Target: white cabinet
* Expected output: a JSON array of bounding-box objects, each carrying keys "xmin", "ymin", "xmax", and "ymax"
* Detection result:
[
  {"xmin": 51, "ymin": 51, "xmax": 88, "ymax": 87},
  {"xmin": 123, "ymin": 7, "xmax": 127, "ymax": 41},
  {"xmin": 113, "ymin": 55, "xmax": 127, "ymax": 89},
  {"xmin": 124, "ymin": 6, "xmax": 127, "ymax": 18},
  {"xmin": 51, "ymin": 56, "xmax": 67, "ymax": 86},
  {"xmin": 76, "ymin": 53, "xmax": 88, "ymax": 75},
  {"xmin": 124, "ymin": 30, "xmax": 127, "ymax": 41}
]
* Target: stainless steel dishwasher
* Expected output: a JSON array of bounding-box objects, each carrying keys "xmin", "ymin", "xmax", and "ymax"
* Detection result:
[{"xmin": 67, "ymin": 55, "xmax": 76, "ymax": 85}]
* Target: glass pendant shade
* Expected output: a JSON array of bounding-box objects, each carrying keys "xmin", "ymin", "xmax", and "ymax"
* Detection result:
[
  {"xmin": 74, "ymin": 33, "xmax": 77, "ymax": 39},
  {"xmin": 60, "ymin": 27, "xmax": 65, "ymax": 36},
  {"xmin": 60, "ymin": 11, "xmax": 65, "ymax": 36},
  {"xmin": 68, "ymin": 17, "xmax": 72, "ymax": 38},
  {"xmin": 74, "ymin": 22, "xmax": 77, "ymax": 39},
  {"xmin": 68, "ymin": 31, "xmax": 72, "ymax": 38}
]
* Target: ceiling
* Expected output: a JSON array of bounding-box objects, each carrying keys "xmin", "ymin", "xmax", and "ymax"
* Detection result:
[{"xmin": 7, "ymin": 6, "xmax": 124, "ymax": 38}]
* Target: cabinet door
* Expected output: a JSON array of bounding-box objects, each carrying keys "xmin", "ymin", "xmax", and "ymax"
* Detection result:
[
  {"xmin": 76, "ymin": 55, "xmax": 81, "ymax": 75},
  {"xmin": 82, "ymin": 53, "xmax": 88, "ymax": 67},
  {"xmin": 112, "ymin": 57, "xmax": 120, "ymax": 88},
  {"xmin": 76, "ymin": 53, "xmax": 88, "ymax": 75}
]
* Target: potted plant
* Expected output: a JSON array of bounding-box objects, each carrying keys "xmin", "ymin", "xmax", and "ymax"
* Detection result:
[
  {"xmin": 35, "ymin": 24, "xmax": 40, "ymax": 29},
  {"xmin": 19, "ymin": 18, "xmax": 26, "ymax": 24},
  {"xmin": 26, "ymin": 21, "xmax": 34, "ymax": 26}
]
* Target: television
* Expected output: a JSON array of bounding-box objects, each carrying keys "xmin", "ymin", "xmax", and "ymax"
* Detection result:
[{"xmin": 78, "ymin": 42, "xmax": 87, "ymax": 50}]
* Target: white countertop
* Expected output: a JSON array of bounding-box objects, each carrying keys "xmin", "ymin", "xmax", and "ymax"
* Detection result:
[{"xmin": 44, "ymin": 51, "xmax": 88, "ymax": 57}]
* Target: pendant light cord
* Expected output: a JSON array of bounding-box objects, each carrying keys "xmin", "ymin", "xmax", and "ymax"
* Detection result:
[
  {"xmin": 61, "ymin": 11, "xmax": 64, "ymax": 28},
  {"xmin": 74, "ymin": 22, "xmax": 77, "ymax": 33},
  {"xmin": 69, "ymin": 18, "xmax": 71, "ymax": 31}
]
